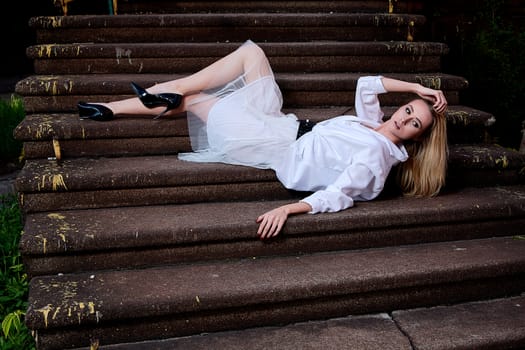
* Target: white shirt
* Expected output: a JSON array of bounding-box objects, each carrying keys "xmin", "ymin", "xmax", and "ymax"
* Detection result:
[{"xmin": 274, "ymin": 76, "xmax": 408, "ymax": 214}]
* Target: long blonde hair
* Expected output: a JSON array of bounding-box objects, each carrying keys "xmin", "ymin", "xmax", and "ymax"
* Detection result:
[{"xmin": 396, "ymin": 102, "xmax": 448, "ymax": 197}]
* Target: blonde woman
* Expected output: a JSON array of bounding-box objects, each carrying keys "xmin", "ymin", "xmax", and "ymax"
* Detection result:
[{"xmin": 78, "ymin": 40, "xmax": 448, "ymax": 239}]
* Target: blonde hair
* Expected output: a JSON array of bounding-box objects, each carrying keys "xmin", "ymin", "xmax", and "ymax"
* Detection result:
[{"xmin": 396, "ymin": 102, "xmax": 448, "ymax": 197}]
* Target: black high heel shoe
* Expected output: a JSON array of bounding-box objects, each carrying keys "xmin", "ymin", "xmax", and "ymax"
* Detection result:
[
  {"xmin": 131, "ymin": 82, "xmax": 183, "ymax": 119},
  {"xmin": 77, "ymin": 102, "xmax": 114, "ymax": 121}
]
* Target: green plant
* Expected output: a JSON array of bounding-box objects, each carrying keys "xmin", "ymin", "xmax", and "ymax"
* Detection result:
[
  {"xmin": 0, "ymin": 96, "xmax": 25, "ymax": 163},
  {"xmin": 0, "ymin": 194, "xmax": 35, "ymax": 350}
]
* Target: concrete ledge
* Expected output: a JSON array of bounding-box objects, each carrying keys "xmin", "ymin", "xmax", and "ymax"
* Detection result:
[
  {"xmin": 99, "ymin": 314, "xmax": 412, "ymax": 350},
  {"xmin": 393, "ymin": 295, "xmax": 525, "ymax": 350}
]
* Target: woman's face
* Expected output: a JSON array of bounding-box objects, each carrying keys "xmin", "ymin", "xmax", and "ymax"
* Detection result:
[{"xmin": 385, "ymin": 99, "xmax": 433, "ymax": 144}]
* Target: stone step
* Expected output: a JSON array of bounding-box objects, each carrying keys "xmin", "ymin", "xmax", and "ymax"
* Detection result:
[
  {"xmin": 29, "ymin": 13, "xmax": 426, "ymax": 44},
  {"xmin": 25, "ymin": 236, "xmax": 525, "ymax": 349},
  {"xmin": 28, "ymin": 41, "xmax": 448, "ymax": 74},
  {"xmin": 19, "ymin": 185, "xmax": 525, "ymax": 276},
  {"xmin": 15, "ymin": 72, "xmax": 468, "ymax": 113},
  {"xmin": 14, "ymin": 146, "xmax": 525, "ymax": 213},
  {"xmin": 117, "ymin": 0, "xmax": 424, "ymax": 15},
  {"xmin": 14, "ymin": 105, "xmax": 493, "ymax": 159},
  {"xmin": 73, "ymin": 296, "xmax": 525, "ymax": 350}
]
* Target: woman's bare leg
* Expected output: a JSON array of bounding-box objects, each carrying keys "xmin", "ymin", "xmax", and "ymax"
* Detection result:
[{"xmin": 95, "ymin": 42, "xmax": 271, "ymax": 117}]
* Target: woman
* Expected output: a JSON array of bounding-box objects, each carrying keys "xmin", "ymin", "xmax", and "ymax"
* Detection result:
[{"xmin": 78, "ymin": 40, "xmax": 448, "ymax": 239}]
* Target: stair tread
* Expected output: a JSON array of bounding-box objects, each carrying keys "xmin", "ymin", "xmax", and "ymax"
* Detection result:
[
  {"xmin": 19, "ymin": 185, "xmax": 525, "ymax": 255},
  {"xmin": 25, "ymin": 236, "xmax": 525, "ymax": 330},
  {"xmin": 29, "ymin": 13, "xmax": 427, "ymax": 29},
  {"xmin": 77, "ymin": 296, "xmax": 525, "ymax": 350},
  {"xmin": 16, "ymin": 72, "xmax": 468, "ymax": 96},
  {"xmin": 27, "ymin": 41, "xmax": 449, "ymax": 59},
  {"xmin": 14, "ymin": 105, "xmax": 491, "ymax": 141},
  {"xmin": 14, "ymin": 144, "xmax": 525, "ymax": 193}
]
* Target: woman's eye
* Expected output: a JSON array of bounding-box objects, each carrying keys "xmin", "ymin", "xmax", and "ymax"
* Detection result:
[
  {"xmin": 412, "ymin": 120, "xmax": 421, "ymax": 128},
  {"xmin": 405, "ymin": 107, "xmax": 411, "ymax": 115}
]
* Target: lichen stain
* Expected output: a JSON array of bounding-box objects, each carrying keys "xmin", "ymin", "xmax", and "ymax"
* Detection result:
[
  {"xmin": 48, "ymin": 213, "xmax": 66, "ymax": 220},
  {"xmin": 38, "ymin": 174, "xmax": 68, "ymax": 191},
  {"xmin": 36, "ymin": 76, "xmax": 74, "ymax": 95},
  {"xmin": 47, "ymin": 213, "xmax": 70, "ymax": 249},
  {"xmin": 115, "ymin": 47, "xmax": 133, "ymax": 65},
  {"xmin": 43, "ymin": 79, "xmax": 59, "ymax": 95},
  {"xmin": 36, "ymin": 304, "xmax": 52, "ymax": 328},
  {"xmin": 495, "ymin": 155, "xmax": 509, "ymax": 168},
  {"xmin": 416, "ymin": 75, "xmax": 441, "ymax": 90},
  {"xmin": 62, "ymin": 80, "xmax": 74, "ymax": 94},
  {"xmin": 37, "ymin": 45, "xmax": 57, "ymax": 58},
  {"xmin": 447, "ymin": 110, "xmax": 470, "ymax": 126},
  {"xmin": 32, "ymin": 116, "xmax": 55, "ymax": 140},
  {"xmin": 52, "ymin": 306, "xmax": 61, "ymax": 320},
  {"xmin": 36, "ymin": 234, "xmax": 48, "ymax": 254},
  {"xmin": 34, "ymin": 279, "xmax": 100, "ymax": 328},
  {"xmin": 407, "ymin": 21, "xmax": 415, "ymax": 42},
  {"xmin": 49, "ymin": 16, "xmax": 64, "ymax": 28}
]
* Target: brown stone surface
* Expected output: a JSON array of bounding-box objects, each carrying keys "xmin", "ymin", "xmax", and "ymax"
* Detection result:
[
  {"xmin": 101, "ymin": 314, "xmax": 412, "ymax": 350},
  {"xmin": 15, "ymin": 73, "xmax": 467, "ymax": 111},
  {"xmin": 19, "ymin": 185, "xmax": 525, "ymax": 275},
  {"xmin": 25, "ymin": 237, "xmax": 525, "ymax": 348},
  {"xmin": 27, "ymin": 41, "xmax": 448, "ymax": 75},
  {"xmin": 393, "ymin": 295, "xmax": 525, "ymax": 350}
]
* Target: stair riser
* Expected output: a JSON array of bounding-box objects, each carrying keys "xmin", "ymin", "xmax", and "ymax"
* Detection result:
[
  {"xmin": 22, "ymin": 219, "xmax": 525, "ymax": 277},
  {"xmin": 27, "ymin": 42, "xmax": 448, "ymax": 59},
  {"xmin": 22, "ymin": 138, "xmax": 191, "ymax": 159},
  {"xmin": 18, "ymin": 182, "xmax": 298, "ymax": 213},
  {"xmin": 36, "ymin": 27, "xmax": 419, "ymax": 44},
  {"xmin": 117, "ymin": 1, "xmax": 423, "ymax": 14},
  {"xmin": 32, "ymin": 56, "xmax": 442, "ymax": 75},
  {"xmin": 17, "ymin": 168, "xmax": 525, "ymax": 213},
  {"xmin": 30, "ymin": 13, "xmax": 425, "ymax": 45},
  {"xmin": 20, "ymin": 92, "xmax": 462, "ymax": 114},
  {"xmin": 20, "ymin": 126, "xmax": 489, "ymax": 159},
  {"xmin": 29, "ymin": 276, "xmax": 525, "ymax": 350}
]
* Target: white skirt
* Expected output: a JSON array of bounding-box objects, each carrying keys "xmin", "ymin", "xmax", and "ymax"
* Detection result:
[{"xmin": 178, "ymin": 42, "xmax": 299, "ymax": 169}]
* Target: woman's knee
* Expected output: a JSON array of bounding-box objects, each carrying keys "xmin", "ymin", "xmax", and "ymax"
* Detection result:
[{"xmin": 241, "ymin": 42, "xmax": 267, "ymax": 61}]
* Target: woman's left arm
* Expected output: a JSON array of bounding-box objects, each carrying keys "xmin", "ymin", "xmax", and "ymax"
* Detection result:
[
  {"xmin": 381, "ymin": 77, "xmax": 448, "ymax": 113},
  {"xmin": 256, "ymin": 201, "xmax": 312, "ymax": 239}
]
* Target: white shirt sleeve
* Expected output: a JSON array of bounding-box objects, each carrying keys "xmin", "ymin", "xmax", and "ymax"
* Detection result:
[
  {"xmin": 300, "ymin": 162, "xmax": 385, "ymax": 214},
  {"xmin": 355, "ymin": 76, "xmax": 387, "ymax": 123}
]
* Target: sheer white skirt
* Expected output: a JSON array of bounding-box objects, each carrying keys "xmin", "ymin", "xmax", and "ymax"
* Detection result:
[{"xmin": 178, "ymin": 41, "xmax": 299, "ymax": 169}]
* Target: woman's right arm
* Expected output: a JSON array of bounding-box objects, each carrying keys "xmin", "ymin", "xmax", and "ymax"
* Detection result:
[
  {"xmin": 256, "ymin": 201, "xmax": 312, "ymax": 240},
  {"xmin": 381, "ymin": 77, "xmax": 448, "ymax": 113}
]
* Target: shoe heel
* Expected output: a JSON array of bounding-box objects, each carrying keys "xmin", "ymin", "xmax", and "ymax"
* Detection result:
[{"xmin": 131, "ymin": 82, "xmax": 183, "ymax": 118}]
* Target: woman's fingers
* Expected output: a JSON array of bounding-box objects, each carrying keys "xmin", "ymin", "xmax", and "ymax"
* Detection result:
[
  {"xmin": 256, "ymin": 210, "xmax": 286, "ymax": 239},
  {"xmin": 425, "ymin": 89, "xmax": 447, "ymax": 114},
  {"xmin": 433, "ymin": 90, "xmax": 447, "ymax": 112}
]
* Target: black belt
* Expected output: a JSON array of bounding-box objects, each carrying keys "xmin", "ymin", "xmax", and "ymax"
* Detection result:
[{"xmin": 296, "ymin": 119, "xmax": 316, "ymax": 139}]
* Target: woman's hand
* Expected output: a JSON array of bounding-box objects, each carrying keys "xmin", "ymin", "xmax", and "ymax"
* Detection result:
[
  {"xmin": 256, "ymin": 201, "xmax": 313, "ymax": 240},
  {"xmin": 415, "ymin": 85, "xmax": 448, "ymax": 114},
  {"xmin": 381, "ymin": 77, "xmax": 448, "ymax": 114},
  {"xmin": 256, "ymin": 207, "xmax": 289, "ymax": 239}
]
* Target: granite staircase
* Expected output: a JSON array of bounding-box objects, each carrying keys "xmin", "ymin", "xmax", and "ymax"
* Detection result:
[{"xmin": 13, "ymin": 1, "xmax": 525, "ymax": 349}]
